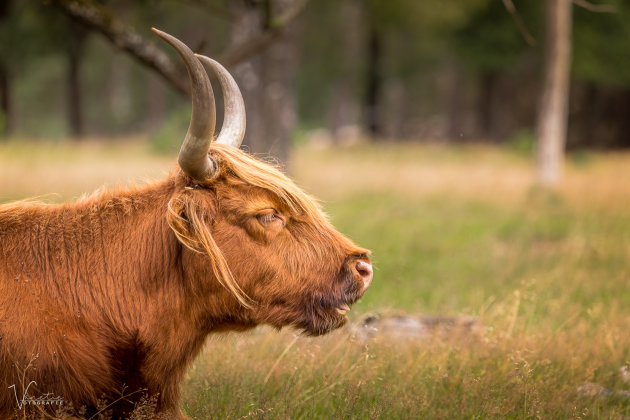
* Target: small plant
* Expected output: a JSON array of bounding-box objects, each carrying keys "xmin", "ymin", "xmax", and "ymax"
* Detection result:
[{"xmin": 507, "ymin": 129, "xmax": 535, "ymax": 156}]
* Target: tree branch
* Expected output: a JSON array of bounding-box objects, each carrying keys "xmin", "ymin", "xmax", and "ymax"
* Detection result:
[
  {"xmin": 501, "ymin": 0, "xmax": 536, "ymax": 46},
  {"xmin": 218, "ymin": 0, "xmax": 308, "ymax": 68},
  {"xmin": 572, "ymin": 0, "xmax": 616, "ymax": 13},
  {"xmin": 53, "ymin": 0, "xmax": 190, "ymax": 96},
  {"xmin": 52, "ymin": 0, "xmax": 308, "ymax": 96},
  {"xmin": 174, "ymin": 0, "xmax": 241, "ymax": 21}
]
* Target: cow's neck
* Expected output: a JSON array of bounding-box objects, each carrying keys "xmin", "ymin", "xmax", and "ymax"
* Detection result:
[{"xmin": 0, "ymin": 179, "xmax": 199, "ymax": 333}]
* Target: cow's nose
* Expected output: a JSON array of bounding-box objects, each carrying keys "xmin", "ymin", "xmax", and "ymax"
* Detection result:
[{"xmin": 354, "ymin": 260, "xmax": 373, "ymax": 290}]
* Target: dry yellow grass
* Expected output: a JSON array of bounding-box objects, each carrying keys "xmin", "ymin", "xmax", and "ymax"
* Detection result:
[
  {"xmin": 0, "ymin": 138, "xmax": 173, "ymax": 202},
  {"xmin": 291, "ymin": 142, "xmax": 630, "ymax": 211},
  {"xmin": 3, "ymin": 139, "xmax": 630, "ymax": 211}
]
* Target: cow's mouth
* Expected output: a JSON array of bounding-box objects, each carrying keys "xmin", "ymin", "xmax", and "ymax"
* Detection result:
[
  {"xmin": 260, "ymin": 266, "xmax": 369, "ymax": 336},
  {"xmin": 334, "ymin": 303, "xmax": 351, "ymax": 316},
  {"xmin": 302, "ymin": 307, "xmax": 349, "ymax": 336},
  {"xmin": 298, "ymin": 269, "xmax": 367, "ymax": 335},
  {"xmin": 299, "ymin": 288, "xmax": 363, "ymax": 336}
]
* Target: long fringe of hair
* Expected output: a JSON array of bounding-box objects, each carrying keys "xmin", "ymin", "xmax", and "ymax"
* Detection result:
[
  {"xmin": 208, "ymin": 144, "xmax": 330, "ymax": 229},
  {"xmin": 167, "ymin": 192, "xmax": 254, "ymax": 308}
]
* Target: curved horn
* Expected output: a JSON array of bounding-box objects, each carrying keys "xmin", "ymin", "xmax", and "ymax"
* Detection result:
[
  {"xmin": 196, "ymin": 55, "xmax": 246, "ymax": 148},
  {"xmin": 152, "ymin": 28, "xmax": 217, "ymax": 181}
]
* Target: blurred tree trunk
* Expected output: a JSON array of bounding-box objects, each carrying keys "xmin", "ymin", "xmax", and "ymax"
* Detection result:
[
  {"xmin": 67, "ymin": 50, "xmax": 83, "ymax": 138},
  {"xmin": 447, "ymin": 66, "xmax": 464, "ymax": 141},
  {"xmin": 0, "ymin": 0, "xmax": 13, "ymax": 137},
  {"xmin": 230, "ymin": 1, "xmax": 263, "ymax": 155},
  {"xmin": 259, "ymin": 20, "xmax": 299, "ymax": 163},
  {"xmin": 0, "ymin": 65, "xmax": 12, "ymax": 138},
  {"xmin": 327, "ymin": 0, "xmax": 362, "ymax": 143},
  {"xmin": 536, "ymin": 0, "xmax": 573, "ymax": 186},
  {"xmin": 477, "ymin": 71, "xmax": 498, "ymax": 140},
  {"xmin": 66, "ymin": 20, "xmax": 87, "ymax": 139},
  {"xmin": 617, "ymin": 90, "xmax": 630, "ymax": 147},
  {"xmin": 582, "ymin": 83, "xmax": 598, "ymax": 147},
  {"xmin": 328, "ymin": 82, "xmax": 360, "ymax": 142},
  {"xmin": 365, "ymin": 8, "xmax": 383, "ymax": 139},
  {"xmin": 145, "ymin": 72, "xmax": 166, "ymax": 132},
  {"xmin": 106, "ymin": 54, "xmax": 132, "ymax": 130},
  {"xmin": 230, "ymin": 0, "xmax": 302, "ymax": 164},
  {"xmin": 382, "ymin": 78, "xmax": 411, "ymax": 139}
]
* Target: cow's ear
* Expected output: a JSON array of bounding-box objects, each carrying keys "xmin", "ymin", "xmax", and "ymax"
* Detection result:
[
  {"xmin": 167, "ymin": 191, "xmax": 216, "ymax": 249},
  {"xmin": 168, "ymin": 194, "xmax": 197, "ymax": 250}
]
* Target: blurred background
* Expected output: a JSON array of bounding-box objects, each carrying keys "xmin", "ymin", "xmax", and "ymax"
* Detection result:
[
  {"xmin": 1, "ymin": 0, "xmax": 629, "ymax": 157},
  {"xmin": 3, "ymin": 1, "xmax": 630, "ymax": 418}
]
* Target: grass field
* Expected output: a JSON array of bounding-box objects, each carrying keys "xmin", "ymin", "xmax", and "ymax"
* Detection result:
[{"xmin": 2, "ymin": 140, "xmax": 630, "ymax": 418}]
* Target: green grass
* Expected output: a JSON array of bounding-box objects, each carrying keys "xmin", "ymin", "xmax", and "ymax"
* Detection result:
[{"xmin": 3, "ymin": 140, "xmax": 630, "ymax": 418}]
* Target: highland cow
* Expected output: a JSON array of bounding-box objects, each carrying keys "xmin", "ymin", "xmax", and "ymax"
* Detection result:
[{"xmin": 0, "ymin": 29, "xmax": 372, "ymax": 419}]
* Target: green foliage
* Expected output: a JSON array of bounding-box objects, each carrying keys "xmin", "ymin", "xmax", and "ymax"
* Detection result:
[
  {"xmin": 383, "ymin": 0, "xmax": 490, "ymax": 79},
  {"xmin": 367, "ymin": 0, "xmax": 489, "ymax": 32},
  {"xmin": 149, "ymin": 106, "xmax": 191, "ymax": 154},
  {"xmin": 455, "ymin": 0, "xmax": 542, "ymax": 73},
  {"xmin": 507, "ymin": 128, "xmax": 535, "ymax": 156},
  {"xmin": 455, "ymin": 0, "xmax": 630, "ymax": 86},
  {"xmin": 568, "ymin": 148, "xmax": 594, "ymax": 167},
  {"xmin": 573, "ymin": 0, "xmax": 630, "ymax": 86},
  {"xmin": 0, "ymin": 110, "xmax": 5, "ymax": 136},
  {"xmin": 0, "ymin": 2, "xmax": 55, "ymax": 69},
  {"xmin": 298, "ymin": 0, "xmax": 490, "ymax": 128},
  {"xmin": 14, "ymin": 55, "xmax": 67, "ymax": 138}
]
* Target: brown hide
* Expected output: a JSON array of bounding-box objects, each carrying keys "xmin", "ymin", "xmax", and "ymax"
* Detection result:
[{"xmin": 0, "ymin": 145, "xmax": 371, "ymax": 418}]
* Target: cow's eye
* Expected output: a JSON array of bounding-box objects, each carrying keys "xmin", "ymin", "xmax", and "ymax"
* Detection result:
[{"xmin": 256, "ymin": 211, "xmax": 286, "ymax": 228}]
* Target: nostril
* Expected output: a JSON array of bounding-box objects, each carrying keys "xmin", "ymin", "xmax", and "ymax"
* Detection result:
[
  {"xmin": 355, "ymin": 261, "xmax": 372, "ymax": 277},
  {"xmin": 355, "ymin": 260, "xmax": 373, "ymax": 289}
]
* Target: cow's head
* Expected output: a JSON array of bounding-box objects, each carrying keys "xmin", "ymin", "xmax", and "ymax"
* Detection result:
[{"xmin": 155, "ymin": 29, "xmax": 372, "ymax": 336}]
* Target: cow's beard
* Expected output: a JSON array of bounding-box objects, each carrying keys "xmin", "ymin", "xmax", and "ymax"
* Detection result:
[
  {"xmin": 258, "ymin": 267, "xmax": 364, "ymax": 336},
  {"xmin": 295, "ymin": 301, "xmax": 350, "ymax": 336}
]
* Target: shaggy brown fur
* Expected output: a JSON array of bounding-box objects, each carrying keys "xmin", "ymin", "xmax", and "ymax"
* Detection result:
[{"xmin": 0, "ymin": 144, "xmax": 371, "ymax": 419}]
